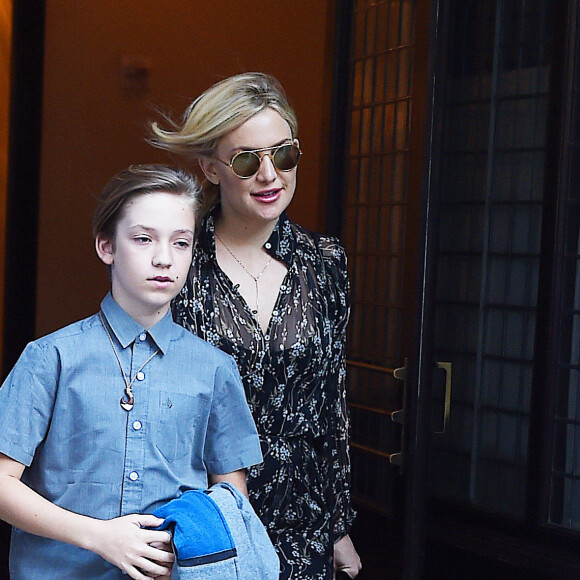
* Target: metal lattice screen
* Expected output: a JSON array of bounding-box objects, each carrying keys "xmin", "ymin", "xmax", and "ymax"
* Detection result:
[{"xmin": 343, "ymin": 0, "xmax": 416, "ymax": 513}]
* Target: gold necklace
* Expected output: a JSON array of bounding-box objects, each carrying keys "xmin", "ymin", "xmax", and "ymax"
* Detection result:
[
  {"xmin": 215, "ymin": 232, "xmax": 273, "ymax": 317},
  {"xmin": 99, "ymin": 312, "xmax": 160, "ymax": 411}
]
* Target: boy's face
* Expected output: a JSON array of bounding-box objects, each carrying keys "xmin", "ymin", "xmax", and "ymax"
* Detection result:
[{"xmin": 96, "ymin": 192, "xmax": 195, "ymax": 327}]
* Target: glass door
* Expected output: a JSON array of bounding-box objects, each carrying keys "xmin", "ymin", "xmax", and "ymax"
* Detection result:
[
  {"xmin": 333, "ymin": 0, "xmax": 580, "ymax": 577},
  {"xmin": 428, "ymin": 0, "xmax": 553, "ymax": 516}
]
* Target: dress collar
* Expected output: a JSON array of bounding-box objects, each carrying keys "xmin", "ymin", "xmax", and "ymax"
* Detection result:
[
  {"xmin": 202, "ymin": 205, "xmax": 295, "ymax": 268},
  {"xmin": 100, "ymin": 292, "xmax": 173, "ymax": 353}
]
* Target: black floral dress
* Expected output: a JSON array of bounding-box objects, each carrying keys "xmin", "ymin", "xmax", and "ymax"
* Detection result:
[{"xmin": 173, "ymin": 207, "xmax": 355, "ymax": 579}]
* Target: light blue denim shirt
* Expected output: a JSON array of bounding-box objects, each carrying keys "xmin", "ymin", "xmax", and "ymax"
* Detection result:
[{"xmin": 0, "ymin": 292, "xmax": 262, "ymax": 579}]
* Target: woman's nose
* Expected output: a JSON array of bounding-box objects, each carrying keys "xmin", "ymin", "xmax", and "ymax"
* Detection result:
[{"xmin": 256, "ymin": 153, "xmax": 277, "ymax": 181}]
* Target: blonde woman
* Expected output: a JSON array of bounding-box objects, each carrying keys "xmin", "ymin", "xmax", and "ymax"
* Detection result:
[{"xmin": 151, "ymin": 73, "xmax": 361, "ymax": 580}]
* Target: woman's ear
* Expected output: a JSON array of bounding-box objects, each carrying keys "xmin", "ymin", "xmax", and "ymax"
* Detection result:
[
  {"xmin": 95, "ymin": 234, "xmax": 115, "ymax": 265},
  {"xmin": 198, "ymin": 156, "xmax": 220, "ymax": 185}
]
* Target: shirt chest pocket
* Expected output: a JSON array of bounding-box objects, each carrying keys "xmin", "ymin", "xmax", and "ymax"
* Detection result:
[{"xmin": 154, "ymin": 391, "xmax": 207, "ymax": 463}]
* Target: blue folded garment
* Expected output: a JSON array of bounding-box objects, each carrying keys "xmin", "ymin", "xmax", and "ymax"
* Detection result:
[
  {"xmin": 153, "ymin": 483, "xmax": 279, "ymax": 580},
  {"xmin": 154, "ymin": 490, "xmax": 236, "ymax": 566}
]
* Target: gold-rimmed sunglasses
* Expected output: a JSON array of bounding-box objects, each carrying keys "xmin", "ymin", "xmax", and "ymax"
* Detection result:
[{"xmin": 215, "ymin": 143, "xmax": 302, "ymax": 179}]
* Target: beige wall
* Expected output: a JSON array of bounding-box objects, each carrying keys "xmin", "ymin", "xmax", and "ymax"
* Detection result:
[{"xmin": 36, "ymin": 1, "xmax": 335, "ymax": 335}]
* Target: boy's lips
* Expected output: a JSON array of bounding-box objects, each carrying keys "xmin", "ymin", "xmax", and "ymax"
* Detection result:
[{"xmin": 149, "ymin": 276, "xmax": 174, "ymax": 288}]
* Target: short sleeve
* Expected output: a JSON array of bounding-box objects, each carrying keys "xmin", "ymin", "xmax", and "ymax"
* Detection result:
[
  {"xmin": 204, "ymin": 356, "xmax": 263, "ymax": 474},
  {"xmin": 0, "ymin": 342, "xmax": 59, "ymax": 466}
]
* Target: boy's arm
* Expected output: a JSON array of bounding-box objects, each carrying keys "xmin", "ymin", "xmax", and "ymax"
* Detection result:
[
  {"xmin": 0, "ymin": 453, "xmax": 174, "ymax": 579},
  {"xmin": 209, "ymin": 468, "xmax": 249, "ymax": 498}
]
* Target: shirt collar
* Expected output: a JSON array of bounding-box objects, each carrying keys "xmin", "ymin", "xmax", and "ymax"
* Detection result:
[
  {"xmin": 100, "ymin": 292, "xmax": 174, "ymax": 353},
  {"xmin": 202, "ymin": 205, "xmax": 295, "ymax": 268}
]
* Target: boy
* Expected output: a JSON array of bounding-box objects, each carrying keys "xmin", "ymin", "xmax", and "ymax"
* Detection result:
[{"xmin": 0, "ymin": 165, "xmax": 262, "ymax": 579}]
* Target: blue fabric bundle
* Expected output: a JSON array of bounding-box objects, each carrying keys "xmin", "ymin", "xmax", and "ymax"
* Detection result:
[
  {"xmin": 154, "ymin": 489, "xmax": 236, "ymax": 566},
  {"xmin": 153, "ymin": 482, "xmax": 279, "ymax": 580}
]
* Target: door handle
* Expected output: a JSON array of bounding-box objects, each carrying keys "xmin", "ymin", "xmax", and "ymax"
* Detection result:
[
  {"xmin": 388, "ymin": 360, "xmax": 452, "ymax": 470},
  {"xmin": 433, "ymin": 362, "xmax": 452, "ymax": 434},
  {"xmin": 389, "ymin": 359, "xmax": 408, "ymax": 470}
]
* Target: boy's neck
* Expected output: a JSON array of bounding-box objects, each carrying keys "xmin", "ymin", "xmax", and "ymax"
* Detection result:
[{"xmin": 110, "ymin": 291, "xmax": 170, "ymax": 330}]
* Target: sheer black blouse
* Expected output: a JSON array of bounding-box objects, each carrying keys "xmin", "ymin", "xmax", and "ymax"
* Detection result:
[{"xmin": 173, "ymin": 207, "xmax": 355, "ymax": 579}]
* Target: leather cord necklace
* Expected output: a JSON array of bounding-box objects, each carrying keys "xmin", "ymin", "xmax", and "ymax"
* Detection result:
[{"xmin": 99, "ymin": 311, "xmax": 160, "ymax": 411}]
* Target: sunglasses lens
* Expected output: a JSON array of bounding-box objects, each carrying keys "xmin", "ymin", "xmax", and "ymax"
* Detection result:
[
  {"xmin": 231, "ymin": 152, "xmax": 261, "ymax": 178},
  {"xmin": 273, "ymin": 145, "xmax": 301, "ymax": 171},
  {"xmin": 230, "ymin": 145, "xmax": 301, "ymax": 178}
]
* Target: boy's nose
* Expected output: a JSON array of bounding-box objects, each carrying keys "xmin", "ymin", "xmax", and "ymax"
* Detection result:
[{"xmin": 153, "ymin": 246, "xmax": 172, "ymax": 267}]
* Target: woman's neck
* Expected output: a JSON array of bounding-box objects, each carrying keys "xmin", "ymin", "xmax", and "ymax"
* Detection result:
[{"xmin": 214, "ymin": 213, "xmax": 278, "ymax": 250}]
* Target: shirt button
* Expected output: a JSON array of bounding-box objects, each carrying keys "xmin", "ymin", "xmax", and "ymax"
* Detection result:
[
  {"xmin": 139, "ymin": 333, "xmax": 147, "ymax": 342},
  {"xmin": 129, "ymin": 471, "xmax": 139, "ymax": 481},
  {"xmin": 133, "ymin": 420, "xmax": 142, "ymax": 431},
  {"xmin": 136, "ymin": 371, "xmax": 145, "ymax": 381}
]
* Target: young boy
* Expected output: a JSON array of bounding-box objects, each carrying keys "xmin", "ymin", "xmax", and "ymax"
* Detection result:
[{"xmin": 0, "ymin": 165, "xmax": 263, "ymax": 579}]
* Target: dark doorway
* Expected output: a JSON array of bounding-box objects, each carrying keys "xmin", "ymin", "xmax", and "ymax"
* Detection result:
[{"xmin": 334, "ymin": 0, "xmax": 580, "ymax": 577}]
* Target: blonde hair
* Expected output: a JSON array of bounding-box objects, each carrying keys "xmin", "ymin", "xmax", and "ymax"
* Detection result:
[{"xmin": 149, "ymin": 72, "xmax": 298, "ymax": 213}]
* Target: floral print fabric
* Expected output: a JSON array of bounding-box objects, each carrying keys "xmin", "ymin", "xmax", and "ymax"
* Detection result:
[{"xmin": 173, "ymin": 207, "xmax": 355, "ymax": 579}]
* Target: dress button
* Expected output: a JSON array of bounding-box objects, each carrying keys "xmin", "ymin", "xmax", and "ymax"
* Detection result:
[
  {"xmin": 139, "ymin": 333, "xmax": 147, "ymax": 342},
  {"xmin": 265, "ymin": 242, "xmax": 272, "ymax": 249},
  {"xmin": 136, "ymin": 371, "xmax": 145, "ymax": 381},
  {"xmin": 129, "ymin": 471, "xmax": 139, "ymax": 481},
  {"xmin": 133, "ymin": 420, "xmax": 142, "ymax": 431}
]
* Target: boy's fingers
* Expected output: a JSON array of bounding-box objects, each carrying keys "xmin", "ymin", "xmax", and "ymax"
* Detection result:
[
  {"xmin": 141, "ymin": 528, "xmax": 173, "ymax": 549},
  {"xmin": 132, "ymin": 515, "xmax": 174, "ymax": 543},
  {"xmin": 134, "ymin": 514, "xmax": 165, "ymax": 528},
  {"xmin": 147, "ymin": 542, "xmax": 174, "ymax": 563},
  {"xmin": 150, "ymin": 538, "xmax": 174, "ymax": 552},
  {"xmin": 132, "ymin": 558, "xmax": 172, "ymax": 580}
]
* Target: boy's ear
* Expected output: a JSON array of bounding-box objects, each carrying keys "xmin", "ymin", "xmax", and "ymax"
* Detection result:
[
  {"xmin": 95, "ymin": 234, "xmax": 114, "ymax": 265},
  {"xmin": 198, "ymin": 156, "xmax": 220, "ymax": 185}
]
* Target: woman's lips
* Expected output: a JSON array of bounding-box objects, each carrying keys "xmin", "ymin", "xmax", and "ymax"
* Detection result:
[{"xmin": 252, "ymin": 189, "xmax": 281, "ymax": 202}]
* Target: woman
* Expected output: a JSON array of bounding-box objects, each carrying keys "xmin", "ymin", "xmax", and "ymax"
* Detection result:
[{"xmin": 150, "ymin": 72, "xmax": 361, "ymax": 580}]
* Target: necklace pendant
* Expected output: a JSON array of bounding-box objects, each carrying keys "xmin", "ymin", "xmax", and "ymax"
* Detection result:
[
  {"xmin": 120, "ymin": 384, "xmax": 134, "ymax": 411},
  {"xmin": 120, "ymin": 395, "xmax": 134, "ymax": 412}
]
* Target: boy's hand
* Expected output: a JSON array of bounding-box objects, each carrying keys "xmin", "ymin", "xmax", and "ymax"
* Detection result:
[
  {"xmin": 149, "ymin": 539, "xmax": 174, "ymax": 580},
  {"xmin": 89, "ymin": 514, "xmax": 174, "ymax": 580}
]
